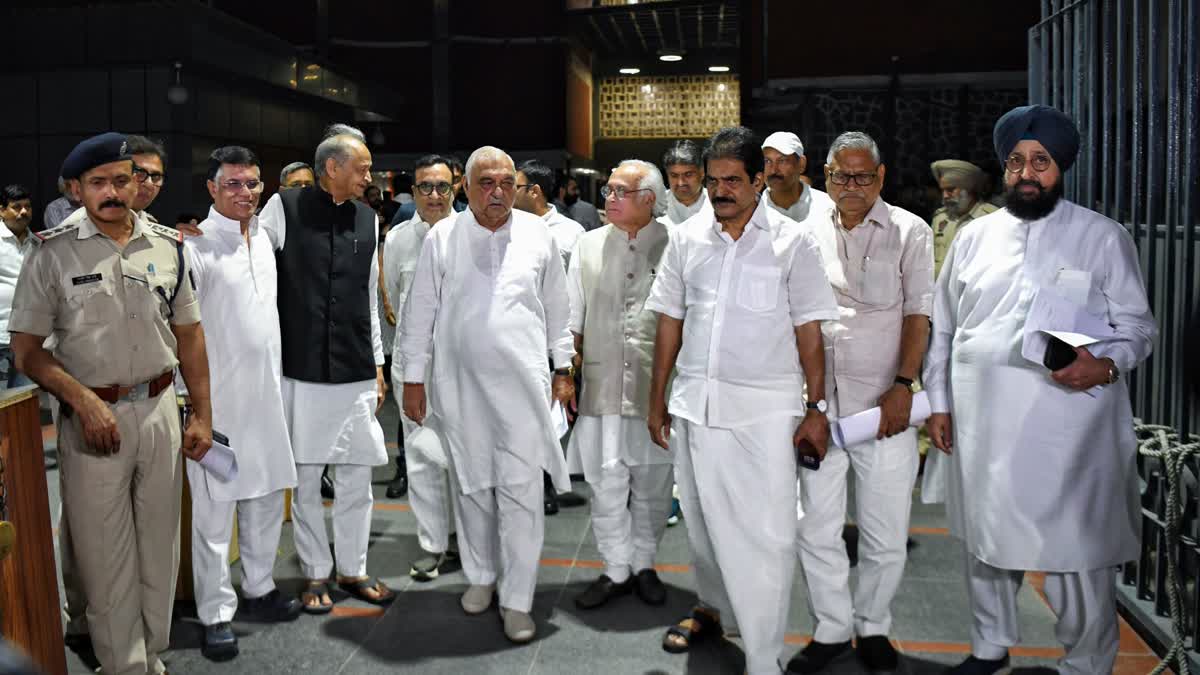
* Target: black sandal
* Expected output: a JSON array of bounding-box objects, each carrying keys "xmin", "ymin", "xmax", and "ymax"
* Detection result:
[
  {"xmin": 662, "ymin": 607, "xmax": 722, "ymax": 653},
  {"xmin": 301, "ymin": 581, "xmax": 334, "ymax": 615},
  {"xmin": 337, "ymin": 577, "xmax": 396, "ymax": 606}
]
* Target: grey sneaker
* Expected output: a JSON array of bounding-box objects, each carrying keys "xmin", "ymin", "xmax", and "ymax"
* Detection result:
[
  {"xmin": 461, "ymin": 584, "xmax": 495, "ymax": 614},
  {"xmin": 500, "ymin": 607, "xmax": 536, "ymax": 643}
]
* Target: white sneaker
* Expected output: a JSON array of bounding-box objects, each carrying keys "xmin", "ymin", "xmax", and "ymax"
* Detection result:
[
  {"xmin": 500, "ymin": 607, "xmax": 536, "ymax": 643},
  {"xmin": 460, "ymin": 584, "xmax": 495, "ymax": 614}
]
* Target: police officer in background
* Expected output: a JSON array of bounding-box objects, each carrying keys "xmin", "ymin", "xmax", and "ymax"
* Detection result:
[
  {"xmin": 929, "ymin": 159, "xmax": 997, "ymax": 279},
  {"xmin": 9, "ymin": 132, "xmax": 213, "ymax": 675}
]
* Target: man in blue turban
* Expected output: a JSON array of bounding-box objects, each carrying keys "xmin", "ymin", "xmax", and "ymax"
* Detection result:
[{"xmin": 923, "ymin": 104, "xmax": 1157, "ymax": 674}]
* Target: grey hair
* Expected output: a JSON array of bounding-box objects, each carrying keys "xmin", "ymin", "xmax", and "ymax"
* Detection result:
[
  {"xmin": 314, "ymin": 124, "xmax": 367, "ymax": 177},
  {"xmin": 826, "ymin": 131, "xmax": 882, "ymax": 165},
  {"xmin": 280, "ymin": 161, "xmax": 312, "ymax": 184},
  {"xmin": 617, "ymin": 159, "xmax": 667, "ymax": 217},
  {"xmin": 464, "ymin": 146, "xmax": 515, "ymax": 183}
]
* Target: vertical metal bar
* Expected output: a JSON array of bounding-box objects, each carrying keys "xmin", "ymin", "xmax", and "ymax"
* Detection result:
[
  {"xmin": 1086, "ymin": 0, "xmax": 1098, "ymax": 209},
  {"xmin": 1132, "ymin": 0, "xmax": 1152, "ymax": 417},
  {"xmin": 1180, "ymin": 0, "xmax": 1199, "ymax": 440},
  {"xmin": 1145, "ymin": 0, "xmax": 1161, "ymax": 423},
  {"xmin": 1029, "ymin": 22, "xmax": 1042, "ymax": 103},
  {"xmin": 1041, "ymin": 0, "xmax": 1053, "ymax": 103},
  {"xmin": 1053, "ymin": 0, "xmax": 1063, "ymax": 108},
  {"xmin": 1162, "ymin": 0, "xmax": 1181, "ymax": 430},
  {"xmin": 1101, "ymin": 0, "xmax": 1114, "ymax": 217}
]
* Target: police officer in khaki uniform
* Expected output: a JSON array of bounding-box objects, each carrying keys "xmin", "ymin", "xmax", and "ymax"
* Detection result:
[
  {"xmin": 9, "ymin": 132, "xmax": 213, "ymax": 675},
  {"xmin": 929, "ymin": 159, "xmax": 998, "ymax": 278}
]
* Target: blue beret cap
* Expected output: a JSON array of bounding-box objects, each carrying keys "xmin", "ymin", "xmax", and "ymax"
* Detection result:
[
  {"xmin": 60, "ymin": 132, "xmax": 133, "ymax": 180},
  {"xmin": 993, "ymin": 105, "xmax": 1081, "ymax": 173}
]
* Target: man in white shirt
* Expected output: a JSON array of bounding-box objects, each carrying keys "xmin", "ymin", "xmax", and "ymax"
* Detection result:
[
  {"xmin": 568, "ymin": 159, "xmax": 674, "ymax": 611},
  {"xmin": 925, "ymin": 105, "xmax": 1156, "ymax": 675},
  {"xmin": 0, "ymin": 184, "xmax": 36, "ymax": 389},
  {"xmin": 761, "ymin": 131, "xmax": 833, "ymax": 225},
  {"xmin": 184, "ymin": 146, "xmax": 301, "ymax": 661},
  {"xmin": 384, "ymin": 153, "xmax": 459, "ymax": 581},
  {"xmin": 789, "ymin": 131, "xmax": 934, "ymax": 674},
  {"xmin": 657, "ymin": 139, "xmax": 711, "ymax": 228},
  {"xmin": 645, "ymin": 127, "xmax": 839, "ymax": 675},
  {"xmin": 515, "ymin": 159, "xmax": 585, "ymax": 269},
  {"xmin": 399, "ymin": 146, "xmax": 575, "ymax": 644}
]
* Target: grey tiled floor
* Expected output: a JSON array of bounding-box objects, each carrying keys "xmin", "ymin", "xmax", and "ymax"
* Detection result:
[{"xmin": 44, "ymin": 397, "xmax": 1069, "ymax": 674}]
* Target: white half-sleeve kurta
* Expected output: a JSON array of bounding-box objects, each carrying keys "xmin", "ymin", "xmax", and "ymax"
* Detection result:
[
  {"xmin": 398, "ymin": 208, "xmax": 574, "ymax": 494},
  {"xmin": 923, "ymin": 199, "xmax": 1156, "ymax": 572},
  {"xmin": 258, "ymin": 192, "xmax": 388, "ymax": 467},
  {"xmin": 184, "ymin": 207, "xmax": 297, "ymax": 502}
]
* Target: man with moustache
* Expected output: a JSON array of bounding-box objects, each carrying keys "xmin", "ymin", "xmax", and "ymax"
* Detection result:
[
  {"xmin": 925, "ymin": 105, "xmax": 1156, "ymax": 675},
  {"xmin": 761, "ymin": 131, "xmax": 834, "ymax": 226},
  {"xmin": 184, "ymin": 146, "xmax": 302, "ymax": 661},
  {"xmin": 399, "ymin": 146, "xmax": 575, "ymax": 643},
  {"xmin": 256, "ymin": 123, "xmax": 394, "ymax": 612},
  {"xmin": 383, "ymin": 154, "xmax": 459, "ymax": 577},
  {"xmin": 646, "ymin": 127, "xmax": 838, "ymax": 675},
  {"xmin": 559, "ymin": 174, "xmax": 602, "ymax": 231},
  {"xmin": 657, "ymin": 140, "xmax": 711, "ymax": 228},
  {"xmin": 9, "ymin": 132, "xmax": 213, "ymax": 675},
  {"xmin": 128, "ymin": 135, "xmax": 168, "ymax": 223},
  {"xmin": 280, "ymin": 162, "xmax": 316, "ymax": 190},
  {"xmin": 0, "ymin": 185, "xmax": 36, "ymax": 390},
  {"xmin": 929, "ymin": 159, "xmax": 997, "ymax": 278}
]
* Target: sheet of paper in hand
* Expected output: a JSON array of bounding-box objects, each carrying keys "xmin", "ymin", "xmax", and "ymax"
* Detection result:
[
  {"xmin": 197, "ymin": 430, "xmax": 238, "ymax": 482},
  {"xmin": 1020, "ymin": 286, "xmax": 1115, "ymax": 366}
]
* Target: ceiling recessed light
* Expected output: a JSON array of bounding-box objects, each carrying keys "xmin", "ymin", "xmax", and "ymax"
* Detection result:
[
  {"xmin": 659, "ymin": 53, "xmax": 683, "ymax": 62},
  {"xmin": 619, "ymin": 67, "xmax": 641, "ymax": 74},
  {"xmin": 708, "ymin": 65, "xmax": 730, "ymax": 72}
]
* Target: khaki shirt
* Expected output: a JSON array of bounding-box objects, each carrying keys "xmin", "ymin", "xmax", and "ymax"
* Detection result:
[
  {"xmin": 9, "ymin": 210, "xmax": 200, "ymax": 387},
  {"xmin": 931, "ymin": 200, "xmax": 998, "ymax": 279}
]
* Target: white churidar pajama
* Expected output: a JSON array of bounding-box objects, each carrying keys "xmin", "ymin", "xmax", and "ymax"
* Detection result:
[
  {"xmin": 923, "ymin": 200, "xmax": 1156, "ymax": 673},
  {"xmin": 183, "ymin": 207, "xmax": 298, "ymax": 625},
  {"xmin": 644, "ymin": 199, "xmax": 840, "ymax": 675}
]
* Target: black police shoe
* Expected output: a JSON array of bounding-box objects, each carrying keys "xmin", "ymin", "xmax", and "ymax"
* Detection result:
[
  {"xmin": 946, "ymin": 654, "xmax": 1010, "ymax": 675},
  {"xmin": 633, "ymin": 568, "xmax": 667, "ymax": 605},
  {"xmin": 201, "ymin": 622, "xmax": 238, "ymax": 661},
  {"xmin": 856, "ymin": 635, "xmax": 899, "ymax": 673},
  {"xmin": 386, "ymin": 455, "xmax": 408, "ymax": 499},
  {"xmin": 785, "ymin": 639, "xmax": 853, "ymax": 674},
  {"xmin": 574, "ymin": 574, "xmax": 632, "ymax": 609},
  {"xmin": 241, "ymin": 588, "xmax": 302, "ymax": 622}
]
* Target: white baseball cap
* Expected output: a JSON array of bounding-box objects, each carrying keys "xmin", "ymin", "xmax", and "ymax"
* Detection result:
[{"xmin": 762, "ymin": 131, "xmax": 805, "ymax": 157}]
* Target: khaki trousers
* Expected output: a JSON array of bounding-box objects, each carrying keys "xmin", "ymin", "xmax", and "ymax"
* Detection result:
[{"xmin": 59, "ymin": 390, "xmax": 182, "ymax": 675}]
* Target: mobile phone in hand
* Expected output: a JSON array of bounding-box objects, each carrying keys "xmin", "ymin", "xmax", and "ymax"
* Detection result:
[{"xmin": 797, "ymin": 438, "xmax": 821, "ymax": 471}]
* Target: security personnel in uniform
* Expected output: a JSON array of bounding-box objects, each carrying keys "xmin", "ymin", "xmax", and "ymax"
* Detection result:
[
  {"xmin": 929, "ymin": 159, "xmax": 997, "ymax": 279},
  {"xmin": 9, "ymin": 132, "xmax": 213, "ymax": 675}
]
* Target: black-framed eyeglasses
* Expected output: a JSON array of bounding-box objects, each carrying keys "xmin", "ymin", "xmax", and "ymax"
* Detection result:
[
  {"xmin": 133, "ymin": 166, "xmax": 166, "ymax": 186},
  {"xmin": 515, "ymin": 184, "xmax": 535, "ymax": 192},
  {"xmin": 1005, "ymin": 153, "xmax": 1053, "ymax": 174},
  {"xmin": 416, "ymin": 181, "xmax": 453, "ymax": 196},
  {"xmin": 600, "ymin": 185, "xmax": 651, "ymax": 201},
  {"xmin": 828, "ymin": 171, "xmax": 877, "ymax": 187}
]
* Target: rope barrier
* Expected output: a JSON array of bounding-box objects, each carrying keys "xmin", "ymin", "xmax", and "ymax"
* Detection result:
[{"xmin": 1136, "ymin": 423, "xmax": 1200, "ymax": 675}]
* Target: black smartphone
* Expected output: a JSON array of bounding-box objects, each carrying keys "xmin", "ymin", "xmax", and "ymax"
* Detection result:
[
  {"xmin": 1043, "ymin": 336, "xmax": 1078, "ymax": 371},
  {"xmin": 797, "ymin": 439, "xmax": 821, "ymax": 471}
]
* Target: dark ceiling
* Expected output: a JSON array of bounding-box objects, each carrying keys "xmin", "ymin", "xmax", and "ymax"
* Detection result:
[{"xmin": 568, "ymin": 0, "xmax": 740, "ymax": 61}]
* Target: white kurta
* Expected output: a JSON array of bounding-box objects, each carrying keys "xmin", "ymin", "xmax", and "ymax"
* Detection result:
[
  {"xmin": 399, "ymin": 208, "xmax": 573, "ymax": 494},
  {"xmin": 763, "ymin": 184, "xmax": 833, "ymax": 225},
  {"xmin": 257, "ymin": 193, "xmax": 387, "ymax": 467},
  {"xmin": 657, "ymin": 188, "xmax": 711, "ymax": 228},
  {"xmin": 540, "ymin": 205, "xmax": 585, "ymax": 268},
  {"xmin": 184, "ymin": 208, "xmax": 297, "ymax": 501},
  {"xmin": 923, "ymin": 199, "xmax": 1156, "ymax": 572}
]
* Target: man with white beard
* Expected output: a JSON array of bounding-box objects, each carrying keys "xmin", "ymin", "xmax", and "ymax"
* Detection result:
[
  {"xmin": 568, "ymin": 159, "xmax": 674, "ymax": 610},
  {"xmin": 184, "ymin": 146, "xmax": 301, "ymax": 661},
  {"xmin": 384, "ymin": 153, "xmax": 459, "ymax": 581},
  {"xmin": 399, "ymin": 146, "xmax": 575, "ymax": 644},
  {"xmin": 657, "ymin": 140, "xmax": 711, "ymax": 228},
  {"xmin": 924, "ymin": 104, "xmax": 1156, "ymax": 675}
]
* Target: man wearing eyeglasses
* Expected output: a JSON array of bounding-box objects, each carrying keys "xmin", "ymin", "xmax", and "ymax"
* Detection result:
[
  {"xmin": 761, "ymin": 131, "xmax": 833, "ymax": 226},
  {"xmin": 646, "ymin": 127, "xmax": 837, "ymax": 675},
  {"xmin": 382, "ymin": 154, "xmax": 459, "ymax": 578},
  {"xmin": 128, "ymin": 135, "xmax": 168, "ymax": 223},
  {"xmin": 515, "ymin": 159, "xmax": 584, "ymax": 270},
  {"xmin": 184, "ymin": 146, "xmax": 301, "ymax": 661},
  {"xmin": 924, "ymin": 105, "xmax": 1156, "ymax": 675},
  {"xmin": 790, "ymin": 131, "xmax": 933, "ymax": 675}
]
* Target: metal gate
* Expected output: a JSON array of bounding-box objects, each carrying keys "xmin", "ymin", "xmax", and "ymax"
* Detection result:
[{"xmin": 1029, "ymin": 0, "xmax": 1200, "ymax": 664}]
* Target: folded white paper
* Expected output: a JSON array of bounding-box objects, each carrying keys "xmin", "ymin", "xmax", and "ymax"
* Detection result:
[
  {"xmin": 408, "ymin": 425, "xmax": 449, "ymax": 469},
  {"xmin": 831, "ymin": 391, "xmax": 932, "ymax": 449},
  {"xmin": 1020, "ymin": 287, "xmax": 1115, "ymax": 365},
  {"xmin": 552, "ymin": 402, "xmax": 570, "ymax": 439},
  {"xmin": 197, "ymin": 438, "xmax": 238, "ymax": 482}
]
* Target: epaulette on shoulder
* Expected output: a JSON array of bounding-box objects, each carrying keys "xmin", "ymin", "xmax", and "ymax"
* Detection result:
[
  {"xmin": 32, "ymin": 221, "xmax": 79, "ymax": 243},
  {"xmin": 147, "ymin": 221, "xmax": 183, "ymax": 244}
]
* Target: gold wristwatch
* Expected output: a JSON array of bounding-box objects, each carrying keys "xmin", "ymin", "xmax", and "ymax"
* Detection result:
[{"xmin": 555, "ymin": 364, "xmax": 576, "ymax": 378}]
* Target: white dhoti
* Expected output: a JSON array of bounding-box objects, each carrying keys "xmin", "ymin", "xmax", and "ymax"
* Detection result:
[
  {"xmin": 796, "ymin": 428, "xmax": 919, "ymax": 642},
  {"xmin": 965, "ymin": 549, "xmax": 1119, "ymax": 675},
  {"xmin": 450, "ymin": 466, "xmax": 543, "ymax": 613},
  {"xmin": 283, "ymin": 377, "xmax": 386, "ymax": 580},
  {"xmin": 404, "ymin": 414, "xmax": 454, "ymax": 555},
  {"xmin": 674, "ymin": 416, "xmax": 798, "ymax": 675},
  {"xmin": 186, "ymin": 461, "xmax": 286, "ymax": 624},
  {"xmin": 570, "ymin": 414, "xmax": 673, "ymax": 581}
]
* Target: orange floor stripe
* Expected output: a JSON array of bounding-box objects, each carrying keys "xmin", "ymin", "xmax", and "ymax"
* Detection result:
[
  {"xmin": 908, "ymin": 526, "xmax": 950, "ymax": 536},
  {"xmin": 329, "ymin": 605, "xmax": 385, "ymax": 618},
  {"xmin": 372, "ymin": 503, "xmax": 411, "ymax": 512}
]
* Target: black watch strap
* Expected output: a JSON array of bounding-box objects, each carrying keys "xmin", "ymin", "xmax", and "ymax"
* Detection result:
[{"xmin": 894, "ymin": 375, "xmax": 914, "ymax": 388}]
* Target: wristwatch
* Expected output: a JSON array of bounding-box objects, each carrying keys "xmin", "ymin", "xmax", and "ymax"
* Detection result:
[
  {"xmin": 894, "ymin": 375, "xmax": 916, "ymax": 392},
  {"xmin": 554, "ymin": 365, "xmax": 576, "ymax": 378},
  {"xmin": 806, "ymin": 399, "xmax": 828, "ymax": 414},
  {"xmin": 1106, "ymin": 361, "xmax": 1120, "ymax": 385}
]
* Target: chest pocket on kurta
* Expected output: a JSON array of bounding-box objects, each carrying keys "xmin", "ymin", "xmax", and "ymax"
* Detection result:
[
  {"xmin": 735, "ymin": 264, "xmax": 781, "ymax": 312},
  {"xmin": 860, "ymin": 256, "xmax": 901, "ymax": 307},
  {"xmin": 66, "ymin": 279, "xmax": 118, "ymax": 325}
]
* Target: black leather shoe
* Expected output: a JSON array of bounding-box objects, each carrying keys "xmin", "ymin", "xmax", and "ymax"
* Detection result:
[
  {"xmin": 385, "ymin": 456, "xmax": 408, "ymax": 499},
  {"xmin": 856, "ymin": 635, "xmax": 898, "ymax": 673},
  {"xmin": 786, "ymin": 639, "xmax": 853, "ymax": 674},
  {"xmin": 946, "ymin": 654, "xmax": 1010, "ymax": 675},
  {"xmin": 320, "ymin": 467, "xmax": 335, "ymax": 500},
  {"xmin": 201, "ymin": 622, "xmax": 238, "ymax": 661},
  {"xmin": 544, "ymin": 488, "xmax": 559, "ymax": 515},
  {"xmin": 63, "ymin": 632, "xmax": 92, "ymax": 652},
  {"xmin": 574, "ymin": 574, "xmax": 632, "ymax": 609},
  {"xmin": 633, "ymin": 568, "xmax": 667, "ymax": 606},
  {"xmin": 241, "ymin": 588, "xmax": 302, "ymax": 622}
]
